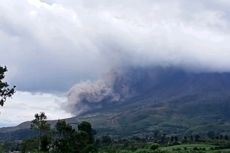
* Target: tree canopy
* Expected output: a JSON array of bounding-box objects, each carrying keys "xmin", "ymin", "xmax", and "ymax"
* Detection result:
[{"xmin": 0, "ymin": 66, "xmax": 15, "ymax": 106}]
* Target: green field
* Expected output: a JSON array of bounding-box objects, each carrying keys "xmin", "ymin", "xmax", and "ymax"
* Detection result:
[
  {"xmin": 99, "ymin": 142, "xmax": 230, "ymax": 153},
  {"xmin": 161, "ymin": 144, "xmax": 230, "ymax": 153}
]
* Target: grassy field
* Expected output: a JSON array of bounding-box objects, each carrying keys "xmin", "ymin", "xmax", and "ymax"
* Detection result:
[
  {"xmin": 161, "ymin": 144, "xmax": 230, "ymax": 153},
  {"xmin": 99, "ymin": 142, "xmax": 230, "ymax": 153}
]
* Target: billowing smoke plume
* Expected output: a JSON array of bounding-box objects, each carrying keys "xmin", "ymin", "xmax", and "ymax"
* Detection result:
[
  {"xmin": 65, "ymin": 66, "xmax": 230, "ymax": 115},
  {"xmin": 65, "ymin": 67, "xmax": 179, "ymax": 115},
  {"xmin": 66, "ymin": 70, "xmax": 134, "ymax": 115},
  {"xmin": 66, "ymin": 80, "xmax": 118, "ymax": 115}
]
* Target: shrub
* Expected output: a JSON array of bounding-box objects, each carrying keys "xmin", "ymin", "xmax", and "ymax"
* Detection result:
[{"xmin": 150, "ymin": 143, "xmax": 159, "ymax": 150}]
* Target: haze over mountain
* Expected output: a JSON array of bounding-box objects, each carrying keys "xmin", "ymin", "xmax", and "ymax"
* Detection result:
[
  {"xmin": 1, "ymin": 66, "xmax": 230, "ymax": 140},
  {"xmin": 65, "ymin": 66, "xmax": 230, "ymax": 116}
]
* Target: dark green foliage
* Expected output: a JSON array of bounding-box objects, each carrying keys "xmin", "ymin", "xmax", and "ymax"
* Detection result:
[
  {"xmin": 101, "ymin": 136, "xmax": 112, "ymax": 145},
  {"xmin": 13, "ymin": 129, "xmax": 230, "ymax": 153},
  {"xmin": 81, "ymin": 144, "xmax": 97, "ymax": 153},
  {"xmin": 51, "ymin": 120, "xmax": 97, "ymax": 153},
  {"xmin": 31, "ymin": 112, "xmax": 50, "ymax": 151},
  {"xmin": 78, "ymin": 121, "xmax": 92, "ymax": 133},
  {"xmin": 31, "ymin": 112, "xmax": 50, "ymax": 131},
  {"xmin": 52, "ymin": 120, "xmax": 76, "ymax": 153},
  {"xmin": 78, "ymin": 121, "xmax": 95, "ymax": 144},
  {"xmin": 207, "ymin": 131, "xmax": 215, "ymax": 139},
  {"xmin": 0, "ymin": 66, "xmax": 15, "ymax": 106},
  {"xmin": 41, "ymin": 135, "xmax": 51, "ymax": 152},
  {"xmin": 21, "ymin": 138, "xmax": 39, "ymax": 153},
  {"xmin": 21, "ymin": 119, "xmax": 97, "ymax": 153},
  {"xmin": 195, "ymin": 135, "xmax": 201, "ymax": 142},
  {"xmin": 150, "ymin": 143, "xmax": 159, "ymax": 150},
  {"xmin": 0, "ymin": 144, "xmax": 6, "ymax": 153},
  {"xmin": 55, "ymin": 120, "xmax": 74, "ymax": 139}
]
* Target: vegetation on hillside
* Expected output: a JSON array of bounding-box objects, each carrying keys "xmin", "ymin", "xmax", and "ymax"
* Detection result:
[
  {"xmin": 0, "ymin": 112, "xmax": 228, "ymax": 153},
  {"xmin": 0, "ymin": 66, "xmax": 230, "ymax": 153},
  {"xmin": 20, "ymin": 112, "xmax": 97, "ymax": 153},
  {"xmin": 4, "ymin": 121, "xmax": 230, "ymax": 153}
]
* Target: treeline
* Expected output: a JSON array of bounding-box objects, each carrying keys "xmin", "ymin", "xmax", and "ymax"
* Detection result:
[
  {"xmin": 96, "ymin": 134, "xmax": 230, "ymax": 153},
  {"xmin": 21, "ymin": 112, "xmax": 97, "ymax": 153},
  {"xmin": 97, "ymin": 134, "xmax": 230, "ymax": 146},
  {"xmin": 2, "ymin": 112, "xmax": 230, "ymax": 153}
]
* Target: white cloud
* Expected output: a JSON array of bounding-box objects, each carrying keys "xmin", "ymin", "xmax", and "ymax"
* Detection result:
[
  {"xmin": 1, "ymin": 0, "xmax": 230, "ymax": 92},
  {"xmin": 0, "ymin": 0, "xmax": 230, "ymax": 124},
  {"xmin": 0, "ymin": 91, "xmax": 72, "ymax": 127}
]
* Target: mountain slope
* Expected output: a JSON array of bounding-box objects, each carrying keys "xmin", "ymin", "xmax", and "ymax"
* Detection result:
[
  {"xmin": 66, "ymin": 67, "xmax": 230, "ymax": 136},
  {"xmin": 1, "ymin": 67, "xmax": 230, "ymax": 140}
]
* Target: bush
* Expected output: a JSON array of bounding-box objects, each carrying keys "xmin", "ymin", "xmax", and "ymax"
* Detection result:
[{"xmin": 150, "ymin": 143, "xmax": 159, "ymax": 150}]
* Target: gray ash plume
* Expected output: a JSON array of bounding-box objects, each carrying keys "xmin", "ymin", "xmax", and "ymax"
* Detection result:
[{"xmin": 65, "ymin": 66, "xmax": 230, "ymax": 115}]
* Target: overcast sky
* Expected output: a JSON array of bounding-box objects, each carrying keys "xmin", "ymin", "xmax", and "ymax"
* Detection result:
[{"xmin": 0, "ymin": 0, "xmax": 230, "ymax": 126}]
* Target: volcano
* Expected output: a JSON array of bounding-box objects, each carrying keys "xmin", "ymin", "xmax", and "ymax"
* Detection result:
[{"xmin": 1, "ymin": 67, "xmax": 230, "ymax": 140}]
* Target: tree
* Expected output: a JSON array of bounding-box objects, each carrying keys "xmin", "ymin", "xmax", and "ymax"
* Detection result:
[
  {"xmin": 207, "ymin": 131, "xmax": 215, "ymax": 139},
  {"xmin": 52, "ymin": 120, "xmax": 97, "ymax": 153},
  {"xmin": 77, "ymin": 121, "xmax": 97, "ymax": 153},
  {"xmin": 52, "ymin": 120, "xmax": 76, "ymax": 153},
  {"xmin": 0, "ymin": 66, "xmax": 15, "ymax": 106},
  {"xmin": 183, "ymin": 136, "xmax": 188, "ymax": 143},
  {"xmin": 190, "ymin": 135, "xmax": 194, "ymax": 142},
  {"xmin": 78, "ymin": 121, "xmax": 95, "ymax": 144},
  {"xmin": 195, "ymin": 135, "xmax": 200, "ymax": 142},
  {"xmin": 31, "ymin": 112, "xmax": 50, "ymax": 151},
  {"xmin": 150, "ymin": 143, "xmax": 159, "ymax": 150},
  {"xmin": 21, "ymin": 138, "xmax": 39, "ymax": 153},
  {"xmin": 101, "ymin": 136, "xmax": 112, "ymax": 145},
  {"xmin": 31, "ymin": 112, "xmax": 50, "ymax": 135}
]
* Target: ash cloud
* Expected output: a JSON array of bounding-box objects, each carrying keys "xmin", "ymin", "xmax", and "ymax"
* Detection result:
[
  {"xmin": 66, "ymin": 80, "xmax": 119, "ymax": 115},
  {"xmin": 65, "ymin": 67, "xmax": 179, "ymax": 115},
  {"xmin": 1, "ymin": 1, "xmax": 230, "ymax": 114},
  {"xmin": 65, "ymin": 67, "xmax": 166, "ymax": 115},
  {"xmin": 65, "ymin": 70, "xmax": 133, "ymax": 115},
  {"xmin": 1, "ymin": 0, "xmax": 230, "ymax": 93},
  {"xmin": 65, "ymin": 66, "xmax": 230, "ymax": 115}
]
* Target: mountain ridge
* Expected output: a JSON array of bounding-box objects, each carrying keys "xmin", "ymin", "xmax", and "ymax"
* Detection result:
[{"xmin": 1, "ymin": 67, "xmax": 230, "ymax": 140}]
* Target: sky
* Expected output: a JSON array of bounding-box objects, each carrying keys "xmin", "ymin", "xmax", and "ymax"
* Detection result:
[
  {"xmin": 0, "ymin": 91, "xmax": 71, "ymax": 126},
  {"xmin": 0, "ymin": 0, "xmax": 230, "ymax": 126}
]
